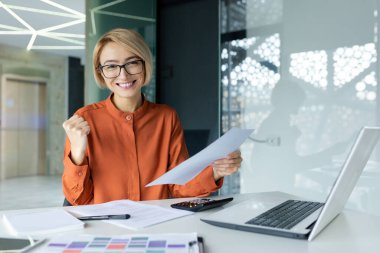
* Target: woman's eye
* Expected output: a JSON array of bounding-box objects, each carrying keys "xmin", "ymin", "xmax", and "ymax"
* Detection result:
[
  {"xmin": 104, "ymin": 65, "xmax": 117, "ymax": 70},
  {"xmin": 127, "ymin": 60, "xmax": 139, "ymax": 66}
]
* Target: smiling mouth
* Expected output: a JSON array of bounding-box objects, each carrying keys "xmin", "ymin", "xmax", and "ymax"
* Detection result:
[{"xmin": 117, "ymin": 80, "xmax": 136, "ymax": 89}]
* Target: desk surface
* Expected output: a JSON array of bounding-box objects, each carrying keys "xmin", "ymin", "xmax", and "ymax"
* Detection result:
[{"xmin": 1, "ymin": 192, "xmax": 380, "ymax": 253}]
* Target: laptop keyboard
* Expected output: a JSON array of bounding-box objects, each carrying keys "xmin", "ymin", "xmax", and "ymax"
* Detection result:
[{"xmin": 246, "ymin": 200, "xmax": 324, "ymax": 229}]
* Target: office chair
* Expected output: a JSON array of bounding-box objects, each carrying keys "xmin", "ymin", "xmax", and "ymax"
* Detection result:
[{"xmin": 63, "ymin": 198, "xmax": 72, "ymax": 206}]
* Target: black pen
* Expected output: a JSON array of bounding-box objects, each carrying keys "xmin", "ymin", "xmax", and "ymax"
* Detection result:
[{"xmin": 78, "ymin": 214, "xmax": 131, "ymax": 221}]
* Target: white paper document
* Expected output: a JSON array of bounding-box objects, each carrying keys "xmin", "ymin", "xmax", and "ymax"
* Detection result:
[
  {"xmin": 2, "ymin": 209, "xmax": 84, "ymax": 236},
  {"xmin": 65, "ymin": 199, "xmax": 193, "ymax": 230},
  {"xmin": 146, "ymin": 127, "xmax": 254, "ymax": 186}
]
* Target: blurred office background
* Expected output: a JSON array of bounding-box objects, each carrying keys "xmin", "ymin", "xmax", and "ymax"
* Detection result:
[{"xmin": 0, "ymin": 0, "xmax": 379, "ymax": 217}]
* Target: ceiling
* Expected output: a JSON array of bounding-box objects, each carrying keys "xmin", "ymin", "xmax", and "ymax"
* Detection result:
[{"xmin": 0, "ymin": 0, "xmax": 85, "ymax": 61}]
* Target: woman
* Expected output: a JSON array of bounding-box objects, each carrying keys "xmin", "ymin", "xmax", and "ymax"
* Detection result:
[{"xmin": 62, "ymin": 28, "xmax": 242, "ymax": 205}]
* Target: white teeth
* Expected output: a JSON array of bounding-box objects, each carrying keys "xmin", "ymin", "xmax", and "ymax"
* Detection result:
[{"xmin": 118, "ymin": 82, "xmax": 133, "ymax": 88}]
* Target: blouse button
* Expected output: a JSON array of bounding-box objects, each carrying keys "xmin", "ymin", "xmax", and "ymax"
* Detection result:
[{"xmin": 126, "ymin": 115, "xmax": 132, "ymax": 121}]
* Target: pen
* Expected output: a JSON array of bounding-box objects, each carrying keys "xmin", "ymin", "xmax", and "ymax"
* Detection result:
[
  {"xmin": 188, "ymin": 240, "xmax": 198, "ymax": 253},
  {"xmin": 78, "ymin": 214, "xmax": 131, "ymax": 221}
]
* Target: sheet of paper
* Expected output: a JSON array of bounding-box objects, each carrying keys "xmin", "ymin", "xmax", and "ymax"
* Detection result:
[
  {"xmin": 39, "ymin": 233, "xmax": 200, "ymax": 253},
  {"xmin": 65, "ymin": 199, "xmax": 193, "ymax": 230},
  {"xmin": 2, "ymin": 209, "xmax": 84, "ymax": 236},
  {"xmin": 146, "ymin": 127, "xmax": 254, "ymax": 186}
]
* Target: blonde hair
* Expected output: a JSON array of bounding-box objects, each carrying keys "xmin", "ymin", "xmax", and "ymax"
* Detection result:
[{"xmin": 93, "ymin": 28, "xmax": 153, "ymax": 88}]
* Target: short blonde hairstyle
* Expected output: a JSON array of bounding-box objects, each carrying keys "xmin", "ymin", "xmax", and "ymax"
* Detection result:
[{"xmin": 93, "ymin": 28, "xmax": 153, "ymax": 88}]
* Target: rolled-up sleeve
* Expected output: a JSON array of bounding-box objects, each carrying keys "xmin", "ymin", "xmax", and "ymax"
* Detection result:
[{"xmin": 62, "ymin": 137, "xmax": 93, "ymax": 205}]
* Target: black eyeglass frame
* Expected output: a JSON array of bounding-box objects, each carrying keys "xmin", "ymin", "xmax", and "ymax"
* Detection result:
[{"xmin": 98, "ymin": 59, "xmax": 145, "ymax": 78}]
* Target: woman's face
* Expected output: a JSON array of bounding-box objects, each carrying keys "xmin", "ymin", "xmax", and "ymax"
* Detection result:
[{"xmin": 99, "ymin": 42, "xmax": 145, "ymax": 102}]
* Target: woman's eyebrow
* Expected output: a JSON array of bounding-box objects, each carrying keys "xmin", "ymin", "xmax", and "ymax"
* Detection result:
[
  {"xmin": 125, "ymin": 56, "xmax": 140, "ymax": 61},
  {"xmin": 102, "ymin": 59, "xmax": 118, "ymax": 65},
  {"xmin": 102, "ymin": 57, "xmax": 139, "ymax": 65}
]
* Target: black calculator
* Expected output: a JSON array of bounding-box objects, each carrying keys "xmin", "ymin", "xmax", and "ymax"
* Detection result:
[{"xmin": 170, "ymin": 197, "xmax": 233, "ymax": 212}]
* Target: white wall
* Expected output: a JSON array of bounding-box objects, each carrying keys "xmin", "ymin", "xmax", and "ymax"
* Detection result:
[{"xmin": 0, "ymin": 43, "xmax": 68, "ymax": 176}]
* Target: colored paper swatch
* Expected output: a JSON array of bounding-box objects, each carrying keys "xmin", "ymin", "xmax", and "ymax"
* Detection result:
[{"xmin": 42, "ymin": 233, "xmax": 199, "ymax": 253}]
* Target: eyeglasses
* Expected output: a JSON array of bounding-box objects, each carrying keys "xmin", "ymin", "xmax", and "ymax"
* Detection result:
[{"xmin": 98, "ymin": 59, "xmax": 144, "ymax": 78}]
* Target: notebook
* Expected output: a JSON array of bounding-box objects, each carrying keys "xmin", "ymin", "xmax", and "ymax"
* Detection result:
[
  {"xmin": 201, "ymin": 126, "xmax": 380, "ymax": 241},
  {"xmin": 2, "ymin": 209, "xmax": 84, "ymax": 236}
]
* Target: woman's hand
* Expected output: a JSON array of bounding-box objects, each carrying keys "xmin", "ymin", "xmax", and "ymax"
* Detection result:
[
  {"xmin": 212, "ymin": 150, "xmax": 242, "ymax": 181},
  {"xmin": 62, "ymin": 115, "xmax": 90, "ymax": 165}
]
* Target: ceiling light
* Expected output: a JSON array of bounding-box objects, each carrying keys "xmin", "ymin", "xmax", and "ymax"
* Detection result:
[
  {"xmin": 6, "ymin": 4, "xmax": 81, "ymax": 18},
  {"xmin": 27, "ymin": 33, "xmax": 37, "ymax": 50},
  {"xmin": 0, "ymin": 1, "xmax": 35, "ymax": 31},
  {"xmin": 0, "ymin": 0, "xmax": 85, "ymax": 54},
  {"xmin": 39, "ymin": 19, "xmax": 85, "ymax": 33},
  {"xmin": 31, "ymin": 46, "xmax": 84, "ymax": 50},
  {"xmin": 40, "ymin": 0, "xmax": 85, "ymax": 18}
]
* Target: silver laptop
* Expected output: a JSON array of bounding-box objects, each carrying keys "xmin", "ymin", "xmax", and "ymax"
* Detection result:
[{"xmin": 201, "ymin": 126, "xmax": 380, "ymax": 241}]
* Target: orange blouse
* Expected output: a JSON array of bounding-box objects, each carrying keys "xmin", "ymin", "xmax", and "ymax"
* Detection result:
[{"xmin": 62, "ymin": 95, "xmax": 223, "ymax": 205}]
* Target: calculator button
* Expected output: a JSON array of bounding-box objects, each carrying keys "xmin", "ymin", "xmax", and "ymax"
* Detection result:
[{"xmin": 170, "ymin": 197, "xmax": 233, "ymax": 212}]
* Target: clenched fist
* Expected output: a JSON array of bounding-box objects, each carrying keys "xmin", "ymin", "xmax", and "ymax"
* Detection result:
[{"xmin": 62, "ymin": 115, "xmax": 90, "ymax": 165}]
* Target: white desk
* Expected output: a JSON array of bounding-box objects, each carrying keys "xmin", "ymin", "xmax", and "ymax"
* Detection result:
[{"xmin": 1, "ymin": 192, "xmax": 380, "ymax": 253}]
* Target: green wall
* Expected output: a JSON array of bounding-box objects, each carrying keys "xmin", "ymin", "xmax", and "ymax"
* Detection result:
[{"xmin": 85, "ymin": 0, "xmax": 156, "ymax": 104}]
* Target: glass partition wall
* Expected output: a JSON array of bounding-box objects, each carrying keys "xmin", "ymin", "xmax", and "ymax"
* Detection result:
[{"xmin": 220, "ymin": 0, "xmax": 380, "ymax": 216}]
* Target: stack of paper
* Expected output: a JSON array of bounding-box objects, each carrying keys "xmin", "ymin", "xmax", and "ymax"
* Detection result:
[
  {"xmin": 65, "ymin": 199, "xmax": 193, "ymax": 230},
  {"xmin": 2, "ymin": 209, "xmax": 84, "ymax": 236}
]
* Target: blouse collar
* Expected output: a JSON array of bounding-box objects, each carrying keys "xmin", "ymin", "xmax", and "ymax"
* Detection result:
[{"xmin": 105, "ymin": 93, "xmax": 149, "ymax": 121}]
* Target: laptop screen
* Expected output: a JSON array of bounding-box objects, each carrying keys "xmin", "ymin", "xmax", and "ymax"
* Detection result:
[{"xmin": 309, "ymin": 126, "xmax": 380, "ymax": 240}]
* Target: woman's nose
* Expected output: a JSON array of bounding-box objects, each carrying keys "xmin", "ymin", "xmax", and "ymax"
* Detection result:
[{"xmin": 119, "ymin": 67, "xmax": 129, "ymax": 78}]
